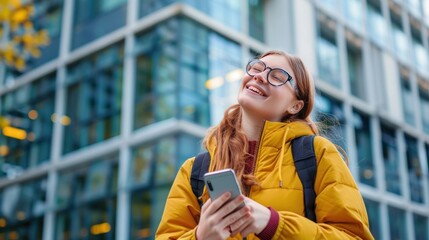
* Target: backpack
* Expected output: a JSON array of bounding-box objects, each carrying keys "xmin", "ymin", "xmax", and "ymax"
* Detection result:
[{"xmin": 190, "ymin": 135, "xmax": 317, "ymax": 222}]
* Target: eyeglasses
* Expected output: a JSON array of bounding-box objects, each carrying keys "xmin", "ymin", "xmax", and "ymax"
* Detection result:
[{"xmin": 246, "ymin": 59, "xmax": 301, "ymax": 99}]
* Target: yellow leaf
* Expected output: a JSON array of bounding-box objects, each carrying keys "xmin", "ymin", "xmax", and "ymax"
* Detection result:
[
  {"xmin": 12, "ymin": 35, "xmax": 21, "ymax": 43},
  {"xmin": 11, "ymin": 22, "xmax": 19, "ymax": 31},
  {"xmin": 0, "ymin": 9, "xmax": 10, "ymax": 21},
  {"xmin": 11, "ymin": 0, "xmax": 21, "ymax": 9},
  {"xmin": 24, "ymin": 21, "xmax": 33, "ymax": 30},
  {"xmin": 37, "ymin": 30, "xmax": 50, "ymax": 45},
  {"xmin": 4, "ymin": 46, "xmax": 16, "ymax": 64},
  {"xmin": 30, "ymin": 48, "xmax": 41, "ymax": 58},
  {"xmin": 26, "ymin": 5, "xmax": 34, "ymax": 15},
  {"xmin": 15, "ymin": 57, "xmax": 25, "ymax": 70},
  {"xmin": 11, "ymin": 8, "xmax": 29, "ymax": 23}
]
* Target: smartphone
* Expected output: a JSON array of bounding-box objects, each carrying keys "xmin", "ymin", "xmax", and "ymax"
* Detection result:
[{"xmin": 203, "ymin": 168, "xmax": 245, "ymax": 208}]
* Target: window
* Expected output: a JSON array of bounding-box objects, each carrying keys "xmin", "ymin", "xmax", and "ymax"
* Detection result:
[
  {"xmin": 367, "ymin": 0, "xmax": 387, "ymax": 47},
  {"xmin": 390, "ymin": 8, "xmax": 409, "ymax": 62},
  {"xmin": 411, "ymin": 23, "xmax": 429, "ymax": 75},
  {"xmin": 364, "ymin": 198, "xmax": 381, "ymax": 240},
  {"xmin": 400, "ymin": 68, "xmax": 415, "ymax": 125},
  {"xmin": 317, "ymin": 13, "xmax": 341, "ymax": 87},
  {"xmin": 405, "ymin": 135, "xmax": 424, "ymax": 203},
  {"xmin": 407, "ymin": 0, "xmax": 422, "ymax": 16},
  {"xmin": 129, "ymin": 133, "xmax": 201, "ymax": 239},
  {"xmin": 343, "ymin": 0, "xmax": 363, "ymax": 31},
  {"xmin": 134, "ymin": 17, "xmax": 241, "ymax": 128},
  {"xmin": 134, "ymin": 21, "xmax": 178, "ymax": 129},
  {"xmin": 381, "ymin": 124, "xmax": 401, "ymax": 195},
  {"xmin": 0, "ymin": 178, "xmax": 47, "ymax": 239},
  {"xmin": 139, "ymin": 0, "xmax": 242, "ymax": 31},
  {"xmin": 426, "ymin": 144, "xmax": 429, "ymax": 181},
  {"xmin": 0, "ymin": 74, "xmax": 56, "ymax": 178},
  {"xmin": 206, "ymin": 33, "xmax": 241, "ymax": 124},
  {"xmin": 353, "ymin": 110, "xmax": 375, "ymax": 186},
  {"xmin": 346, "ymin": 30, "xmax": 365, "ymax": 100},
  {"xmin": 388, "ymin": 206, "xmax": 407, "ymax": 240},
  {"xmin": 63, "ymin": 43, "xmax": 123, "ymax": 154},
  {"xmin": 418, "ymin": 78, "xmax": 429, "ymax": 134},
  {"xmin": 424, "ymin": 0, "xmax": 429, "ymax": 25},
  {"xmin": 55, "ymin": 156, "xmax": 118, "ymax": 240},
  {"xmin": 129, "ymin": 134, "xmax": 201, "ymax": 189},
  {"xmin": 314, "ymin": 93, "xmax": 346, "ymax": 150},
  {"xmin": 319, "ymin": 0, "xmax": 338, "ymax": 12},
  {"xmin": 1, "ymin": 0, "xmax": 63, "ymax": 81},
  {"xmin": 24, "ymin": 0, "xmax": 63, "ymax": 71},
  {"xmin": 369, "ymin": 45, "xmax": 386, "ymax": 109},
  {"xmin": 414, "ymin": 214, "xmax": 428, "ymax": 240},
  {"xmin": 72, "ymin": 0, "xmax": 127, "ymax": 49},
  {"xmin": 248, "ymin": 0, "xmax": 264, "ymax": 42}
]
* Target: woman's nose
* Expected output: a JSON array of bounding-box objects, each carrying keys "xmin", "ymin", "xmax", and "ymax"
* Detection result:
[{"xmin": 253, "ymin": 70, "xmax": 269, "ymax": 84}]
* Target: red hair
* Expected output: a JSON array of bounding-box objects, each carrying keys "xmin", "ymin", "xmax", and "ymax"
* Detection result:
[{"xmin": 202, "ymin": 50, "xmax": 318, "ymax": 193}]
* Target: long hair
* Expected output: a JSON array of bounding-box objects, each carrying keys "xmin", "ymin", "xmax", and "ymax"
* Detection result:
[{"xmin": 202, "ymin": 50, "xmax": 318, "ymax": 191}]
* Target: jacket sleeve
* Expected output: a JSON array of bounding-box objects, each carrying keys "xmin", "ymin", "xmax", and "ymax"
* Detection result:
[
  {"xmin": 272, "ymin": 136, "xmax": 374, "ymax": 240},
  {"xmin": 155, "ymin": 158, "xmax": 201, "ymax": 240}
]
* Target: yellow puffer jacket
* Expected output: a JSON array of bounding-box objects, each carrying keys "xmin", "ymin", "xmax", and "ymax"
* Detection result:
[{"xmin": 156, "ymin": 121, "xmax": 374, "ymax": 239}]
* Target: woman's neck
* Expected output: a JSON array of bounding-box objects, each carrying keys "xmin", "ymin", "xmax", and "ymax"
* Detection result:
[{"xmin": 241, "ymin": 111, "xmax": 265, "ymax": 141}]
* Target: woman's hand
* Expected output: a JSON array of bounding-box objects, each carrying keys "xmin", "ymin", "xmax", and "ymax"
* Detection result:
[
  {"xmin": 230, "ymin": 197, "xmax": 271, "ymax": 237},
  {"xmin": 196, "ymin": 192, "xmax": 251, "ymax": 240}
]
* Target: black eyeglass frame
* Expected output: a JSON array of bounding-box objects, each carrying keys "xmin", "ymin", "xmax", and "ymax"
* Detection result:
[
  {"xmin": 245, "ymin": 59, "xmax": 301, "ymax": 98},
  {"xmin": 246, "ymin": 59, "xmax": 295, "ymax": 85}
]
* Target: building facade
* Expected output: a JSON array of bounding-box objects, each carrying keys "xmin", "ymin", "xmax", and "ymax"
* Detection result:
[{"xmin": 0, "ymin": 0, "xmax": 429, "ymax": 239}]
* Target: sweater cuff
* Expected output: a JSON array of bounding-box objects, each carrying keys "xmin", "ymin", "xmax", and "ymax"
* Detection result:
[{"xmin": 256, "ymin": 207, "xmax": 279, "ymax": 240}]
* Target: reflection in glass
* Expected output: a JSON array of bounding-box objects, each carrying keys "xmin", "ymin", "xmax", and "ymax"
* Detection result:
[
  {"xmin": 367, "ymin": 1, "xmax": 387, "ymax": 47},
  {"xmin": 24, "ymin": 0, "xmax": 63, "ymax": 71},
  {"xmin": 420, "ymin": 83, "xmax": 429, "ymax": 134},
  {"xmin": 72, "ymin": 0, "xmax": 127, "ymax": 49},
  {"xmin": 0, "ymin": 178, "xmax": 46, "ymax": 238},
  {"xmin": 388, "ymin": 206, "xmax": 407, "ymax": 240},
  {"xmin": 314, "ymin": 93, "xmax": 346, "ymax": 150},
  {"xmin": 408, "ymin": 0, "xmax": 422, "ymax": 16},
  {"xmin": 131, "ymin": 145, "xmax": 153, "ymax": 187},
  {"xmin": 130, "ymin": 133, "xmax": 201, "ymax": 188},
  {"xmin": 134, "ymin": 17, "xmax": 240, "ymax": 128},
  {"xmin": 319, "ymin": 0, "xmax": 337, "ymax": 11},
  {"xmin": 411, "ymin": 31, "xmax": 429, "ymax": 75},
  {"xmin": 414, "ymin": 214, "xmax": 428, "ymax": 239},
  {"xmin": 63, "ymin": 44, "xmax": 123, "ymax": 154},
  {"xmin": 0, "ymin": 74, "xmax": 55, "ymax": 178},
  {"xmin": 405, "ymin": 135, "xmax": 424, "ymax": 203},
  {"xmin": 401, "ymin": 71, "xmax": 415, "ymax": 125},
  {"xmin": 363, "ymin": 198, "xmax": 381, "ymax": 240},
  {"xmin": 391, "ymin": 12, "xmax": 409, "ymax": 62},
  {"xmin": 353, "ymin": 110, "xmax": 375, "ymax": 186},
  {"xmin": 55, "ymin": 157, "xmax": 118, "ymax": 240},
  {"xmin": 139, "ymin": 0, "xmax": 241, "ymax": 31},
  {"xmin": 317, "ymin": 14, "xmax": 341, "ymax": 87},
  {"xmin": 129, "ymin": 133, "xmax": 200, "ymax": 239},
  {"xmin": 248, "ymin": 0, "xmax": 264, "ymax": 42},
  {"xmin": 346, "ymin": 35, "xmax": 365, "ymax": 100},
  {"xmin": 130, "ymin": 191, "xmax": 151, "ymax": 239},
  {"xmin": 381, "ymin": 124, "xmax": 401, "ymax": 195},
  {"xmin": 424, "ymin": 0, "xmax": 429, "ymax": 24},
  {"xmin": 343, "ymin": 0, "xmax": 363, "ymax": 31},
  {"xmin": 207, "ymin": 34, "xmax": 241, "ymax": 124}
]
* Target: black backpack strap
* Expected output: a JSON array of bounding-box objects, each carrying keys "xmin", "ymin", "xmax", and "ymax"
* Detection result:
[
  {"xmin": 190, "ymin": 152, "xmax": 211, "ymax": 207},
  {"xmin": 292, "ymin": 135, "xmax": 317, "ymax": 222}
]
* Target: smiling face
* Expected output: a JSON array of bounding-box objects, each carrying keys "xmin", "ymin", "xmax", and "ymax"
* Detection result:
[{"xmin": 237, "ymin": 54, "xmax": 303, "ymax": 122}]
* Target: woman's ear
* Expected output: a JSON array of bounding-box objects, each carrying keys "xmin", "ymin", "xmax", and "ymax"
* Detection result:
[{"xmin": 288, "ymin": 100, "xmax": 304, "ymax": 115}]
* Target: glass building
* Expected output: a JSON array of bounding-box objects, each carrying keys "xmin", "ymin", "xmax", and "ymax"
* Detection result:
[{"xmin": 0, "ymin": 0, "xmax": 429, "ymax": 239}]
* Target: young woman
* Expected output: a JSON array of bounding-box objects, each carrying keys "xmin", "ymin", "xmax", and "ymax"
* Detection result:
[{"xmin": 156, "ymin": 50, "xmax": 374, "ymax": 240}]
